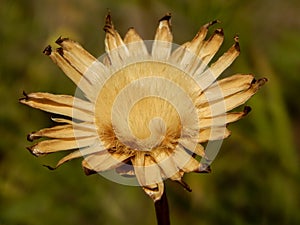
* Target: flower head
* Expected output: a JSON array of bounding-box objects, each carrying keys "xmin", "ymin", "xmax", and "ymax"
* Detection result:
[{"xmin": 20, "ymin": 13, "xmax": 267, "ymax": 201}]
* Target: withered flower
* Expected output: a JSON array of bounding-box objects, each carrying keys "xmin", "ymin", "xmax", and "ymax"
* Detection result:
[{"xmin": 20, "ymin": 13, "xmax": 267, "ymax": 204}]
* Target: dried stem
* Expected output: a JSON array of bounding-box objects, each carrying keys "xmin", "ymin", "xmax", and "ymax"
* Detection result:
[{"xmin": 154, "ymin": 187, "xmax": 170, "ymax": 225}]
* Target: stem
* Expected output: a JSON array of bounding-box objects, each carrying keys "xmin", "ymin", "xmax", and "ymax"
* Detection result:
[{"xmin": 154, "ymin": 187, "xmax": 170, "ymax": 225}]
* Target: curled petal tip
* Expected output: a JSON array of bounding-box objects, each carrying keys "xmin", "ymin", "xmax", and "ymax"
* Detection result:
[
  {"xmin": 258, "ymin": 77, "xmax": 268, "ymax": 86},
  {"xmin": 43, "ymin": 165, "xmax": 56, "ymax": 170},
  {"xmin": 234, "ymin": 35, "xmax": 239, "ymax": 42},
  {"xmin": 19, "ymin": 90, "xmax": 29, "ymax": 101},
  {"xmin": 205, "ymin": 19, "xmax": 220, "ymax": 28},
  {"xmin": 43, "ymin": 45, "xmax": 52, "ymax": 55},
  {"xmin": 26, "ymin": 146, "xmax": 38, "ymax": 157},
  {"xmin": 27, "ymin": 132, "xmax": 35, "ymax": 142},
  {"xmin": 243, "ymin": 106, "xmax": 252, "ymax": 115},
  {"xmin": 159, "ymin": 13, "xmax": 172, "ymax": 22},
  {"xmin": 199, "ymin": 164, "xmax": 212, "ymax": 173},
  {"xmin": 177, "ymin": 180, "xmax": 192, "ymax": 192},
  {"xmin": 234, "ymin": 36, "xmax": 240, "ymax": 52},
  {"xmin": 83, "ymin": 166, "xmax": 97, "ymax": 176},
  {"xmin": 56, "ymin": 47, "xmax": 64, "ymax": 56},
  {"xmin": 55, "ymin": 36, "xmax": 69, "ymax": 45},
  {"xmin": 251, "ymin": 77, "xmax": 268, "ymax": 87},
  {"xmin": 104, "ymin": 12, "xmax": 113, "ymax": 32},
  {"xmin": 215, "ymin": 28, "xmax": 224, "ymax": 36}
]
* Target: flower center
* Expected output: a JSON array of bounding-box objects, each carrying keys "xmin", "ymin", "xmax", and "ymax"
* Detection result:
[{"xmin": 94, "ymin": 61, "xmax": 200, "ymax": 153}]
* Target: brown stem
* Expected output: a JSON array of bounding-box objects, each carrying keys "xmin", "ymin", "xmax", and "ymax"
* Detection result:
[{"xmin": 154, "ymin": 187, "xmax": 170, "ymax": 225}]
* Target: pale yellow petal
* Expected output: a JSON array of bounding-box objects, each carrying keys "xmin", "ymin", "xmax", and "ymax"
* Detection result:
[
  {"xmin": 201, "ymin": 78, "xmax": 267, "ymax": 117},
  {"xmin": 19, "ymin": 92, "xmax": 94, "ymax": 122},
  {"xmin": 132, "ymin": 152, "xmax": 164, "ymax": 201},
  {"xmin": 172, "ymin": 146, "xmax": 200, "ymax": 173},
  {"xmin": 199, "ymin": 127, "xmax": 231, "ymax": 143},
  {"xmin": 53, "ymin": 143, "xmax": 108, "ymax": 169},
  {"xmin": 27, "ymin": 136, "xmax": 97, "ymax": 156},
  {"xmin": 27, "ymin": 122, "xmax": 97, "ymax": 141},
  {"xmin": 199, "ymin": 108, "xmax": 250, "ymax": 129},
  {"xmin": 142, "ymin": 182, "xmax": 164, "ymax": 202},
  {"xmin": 209, "ymin": 36, "xmax": 240, "ymax": 77},
  {"xmin": 43, "ymin": 45, "xmax": 81, "ymax": 85},
  {"xmin": 179, "ymin": 139, "xmax": 205, "ymax": 156},
  {"xmin": 83, "ymin": 151, "xmax": 132, "ymax": 173},
  {"xmin": 195, "ymin": 38, "xmax": 240, "ymax": 91},
  {"xmin": 152, "ymin": 14, "xmax": 173, "ymax": 60},
  {"xmin": 55, "ymin": 38, "xmax": 109, "ymax": 94},
  {"xmin": 197, "ymin": 74, "xmax": 254, "ymax": 106},
  {"xmin": 186, "ymin": 20, "xmax": 219, "ymax": 55},
  {"xmin": 103, "ymin": 13, "xmax": 129, "ymax": 64},
  {"xmin": 151, "ymin": 150, "xmax": 181, "ymax": 180},
  {"xmin": 123, "ymin": 28, "xmax": 148, "ymax": 58},
  {"xmin": 43, "ymin": 46, "xmax": 95, "ymax": 100},
  {"xmin": 55, "ymin": 37, "xmax": 96, "ymax": 69},
  {"xmin": 195, "ymin": 29, "xmax": 224, "ymax": 74}
]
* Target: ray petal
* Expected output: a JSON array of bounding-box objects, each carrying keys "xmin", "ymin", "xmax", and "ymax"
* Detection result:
[
  {"xmin": 19, "ymin": 92, "xmax": 94, "ymax": 122},
  {"xmin": 201, "ymin": 78, "xmax": 267, "ymax": 117},
  {"xmin": 197, "ymin": 74, "xmax": 254, "ymax": 106},
  {"xmin": 195, "ymin": 38, "xmax": 240, "ymax": 91},
  {"xmin": 27, "ymin": 124, "xmax": 96, "ymax": 141},
  {"xmin": 186, "ymin": 20, "xmax": 219, "ymax": 55},
  {"xmin": 83, "ymin": 151, "xmax": 133, "ymax": 173},
  {"xmin": 55, "ymin": 37, "xmax": 96, "ymax": 70},
  {"xmin": 179, "ymin": 139, "xmax": 205, "ymax": 157},
  {"xmin": 123, "ymin": 28, "xmax": 148, "ymax": 58},
  {"xmin": 152, "ymin": 14, "xmax": 173, "ymax": 60},
  {"xmin": 172, "ymin": 146, "xmax": 200, "ymax": 173},
  {"xmin": 170, "ymin": 20, "xmax": 220, "ymax": 75},
  {"xmin": 43, "ymin": 46, "xmax": 95, "ymax": 100},
  {"xmin": 132, "ymin": 152, "xmax": 164, "ymax": 201},
  {"xmin": 56, "ymin": 38, "xmax": 109, "ymax": 91},
  {"xmin": 142, "ymin": 182, "xmax": 164, "ymax": 202},
  {"xmin": 199, "ymin": 107, "xmax": 251, "ymax": 129},
  {"xmin": 27, "ymin": 136, "xmax": 97, "ymax": 156},
  {"xmin": 51, "ymin": 143, "xmax": 107, "ymax": 169},
  {"xmin": 195, "ymin": 29, "xmax": 224, "ymax": 74},
  {"xmin": 199, "ymin": 127, "xmax": 231, "ymax": 143},
  {"xmin": 210, "ymin": 36, "xmax": 240, "ymax": 77},
  {"xmin": 103, "ymin": 13, "xmax": 129, "ymax": 64},
  {"xmin": 151, "ymin": 150, "xmax": 181, "ymax": 180}
]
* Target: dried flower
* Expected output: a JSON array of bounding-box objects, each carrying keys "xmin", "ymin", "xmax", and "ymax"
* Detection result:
[{"xmin": 20, "ymin": 13, "xmax": 267, "ymax": 202}]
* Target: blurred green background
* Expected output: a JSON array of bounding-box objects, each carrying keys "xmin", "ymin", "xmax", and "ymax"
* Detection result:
[{"xmin": 1, "ymin": 0, "xmax": 299, "ymax": 224}]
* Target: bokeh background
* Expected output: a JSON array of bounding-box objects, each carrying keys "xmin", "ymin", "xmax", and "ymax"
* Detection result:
[{"xmin": 1, "ymin": 0, "xmax": 299, "ymax": 224}]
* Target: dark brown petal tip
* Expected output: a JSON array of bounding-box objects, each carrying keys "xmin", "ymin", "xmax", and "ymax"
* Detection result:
[
  {"xmin": 83, "ymin": 166, "xmax": 97, "ymax": 176},
  {"xmin": 56, "ymin": 47, "xmax": 64, "ymax": 56},
  {"xmin": 251, "ymin": 77, "xmax": 268, "ymax": 87},
  {"xmin": 43, "ymin": 45, "xmax": 52, "ymax": 55},
  {"xmin": 199, "ymin": 164, "xmax": 211, "ymax": 173},
  {"xmin": 26, "ymin": 146, "xmax": 38, "ymax": 157},
  {"xmin": 215, "ymin": 28, "xmax": 224, "ymax": 36},
  {"xmin": 55, "ymin": 36, "xmax": 69, "ymax": 45},
  {"xmin": 43, "ymin": 165, "xmax": 56, "ymax": 170},
  {"xmin": 251, "ymin": 78, "xmax": 257, "ymax": 84},
  {"xmin": 234, "ymin": 35, "xmax": 240, "ymax": 52},
  {"xmin": 204, "ymin": 20, "xmax": 220, "ymax": 29},
  {"xmin": 177, "ymin": 179, "xmax": 192, "ymax": 192},
  {"xmin": 19, "ymin": 90, "xmax": 29, "ymax": 101},
  {"xmin": 243, "ymin": 106, "xmax": 252, "ymax": 115},
  {"xmin": 27, "ymin": 132, "xmax": 35, "ymax": 142},
  {"xmin": 103, "ymin": 12, "xmax": 113, "ymax": 32},
  {"xmin": 159, "ymin": 13, "xmax": 172, "ymax": 22},
  {"xmin": 257, "ymin": 77, "xmax": 268, "ymax": 86}
]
